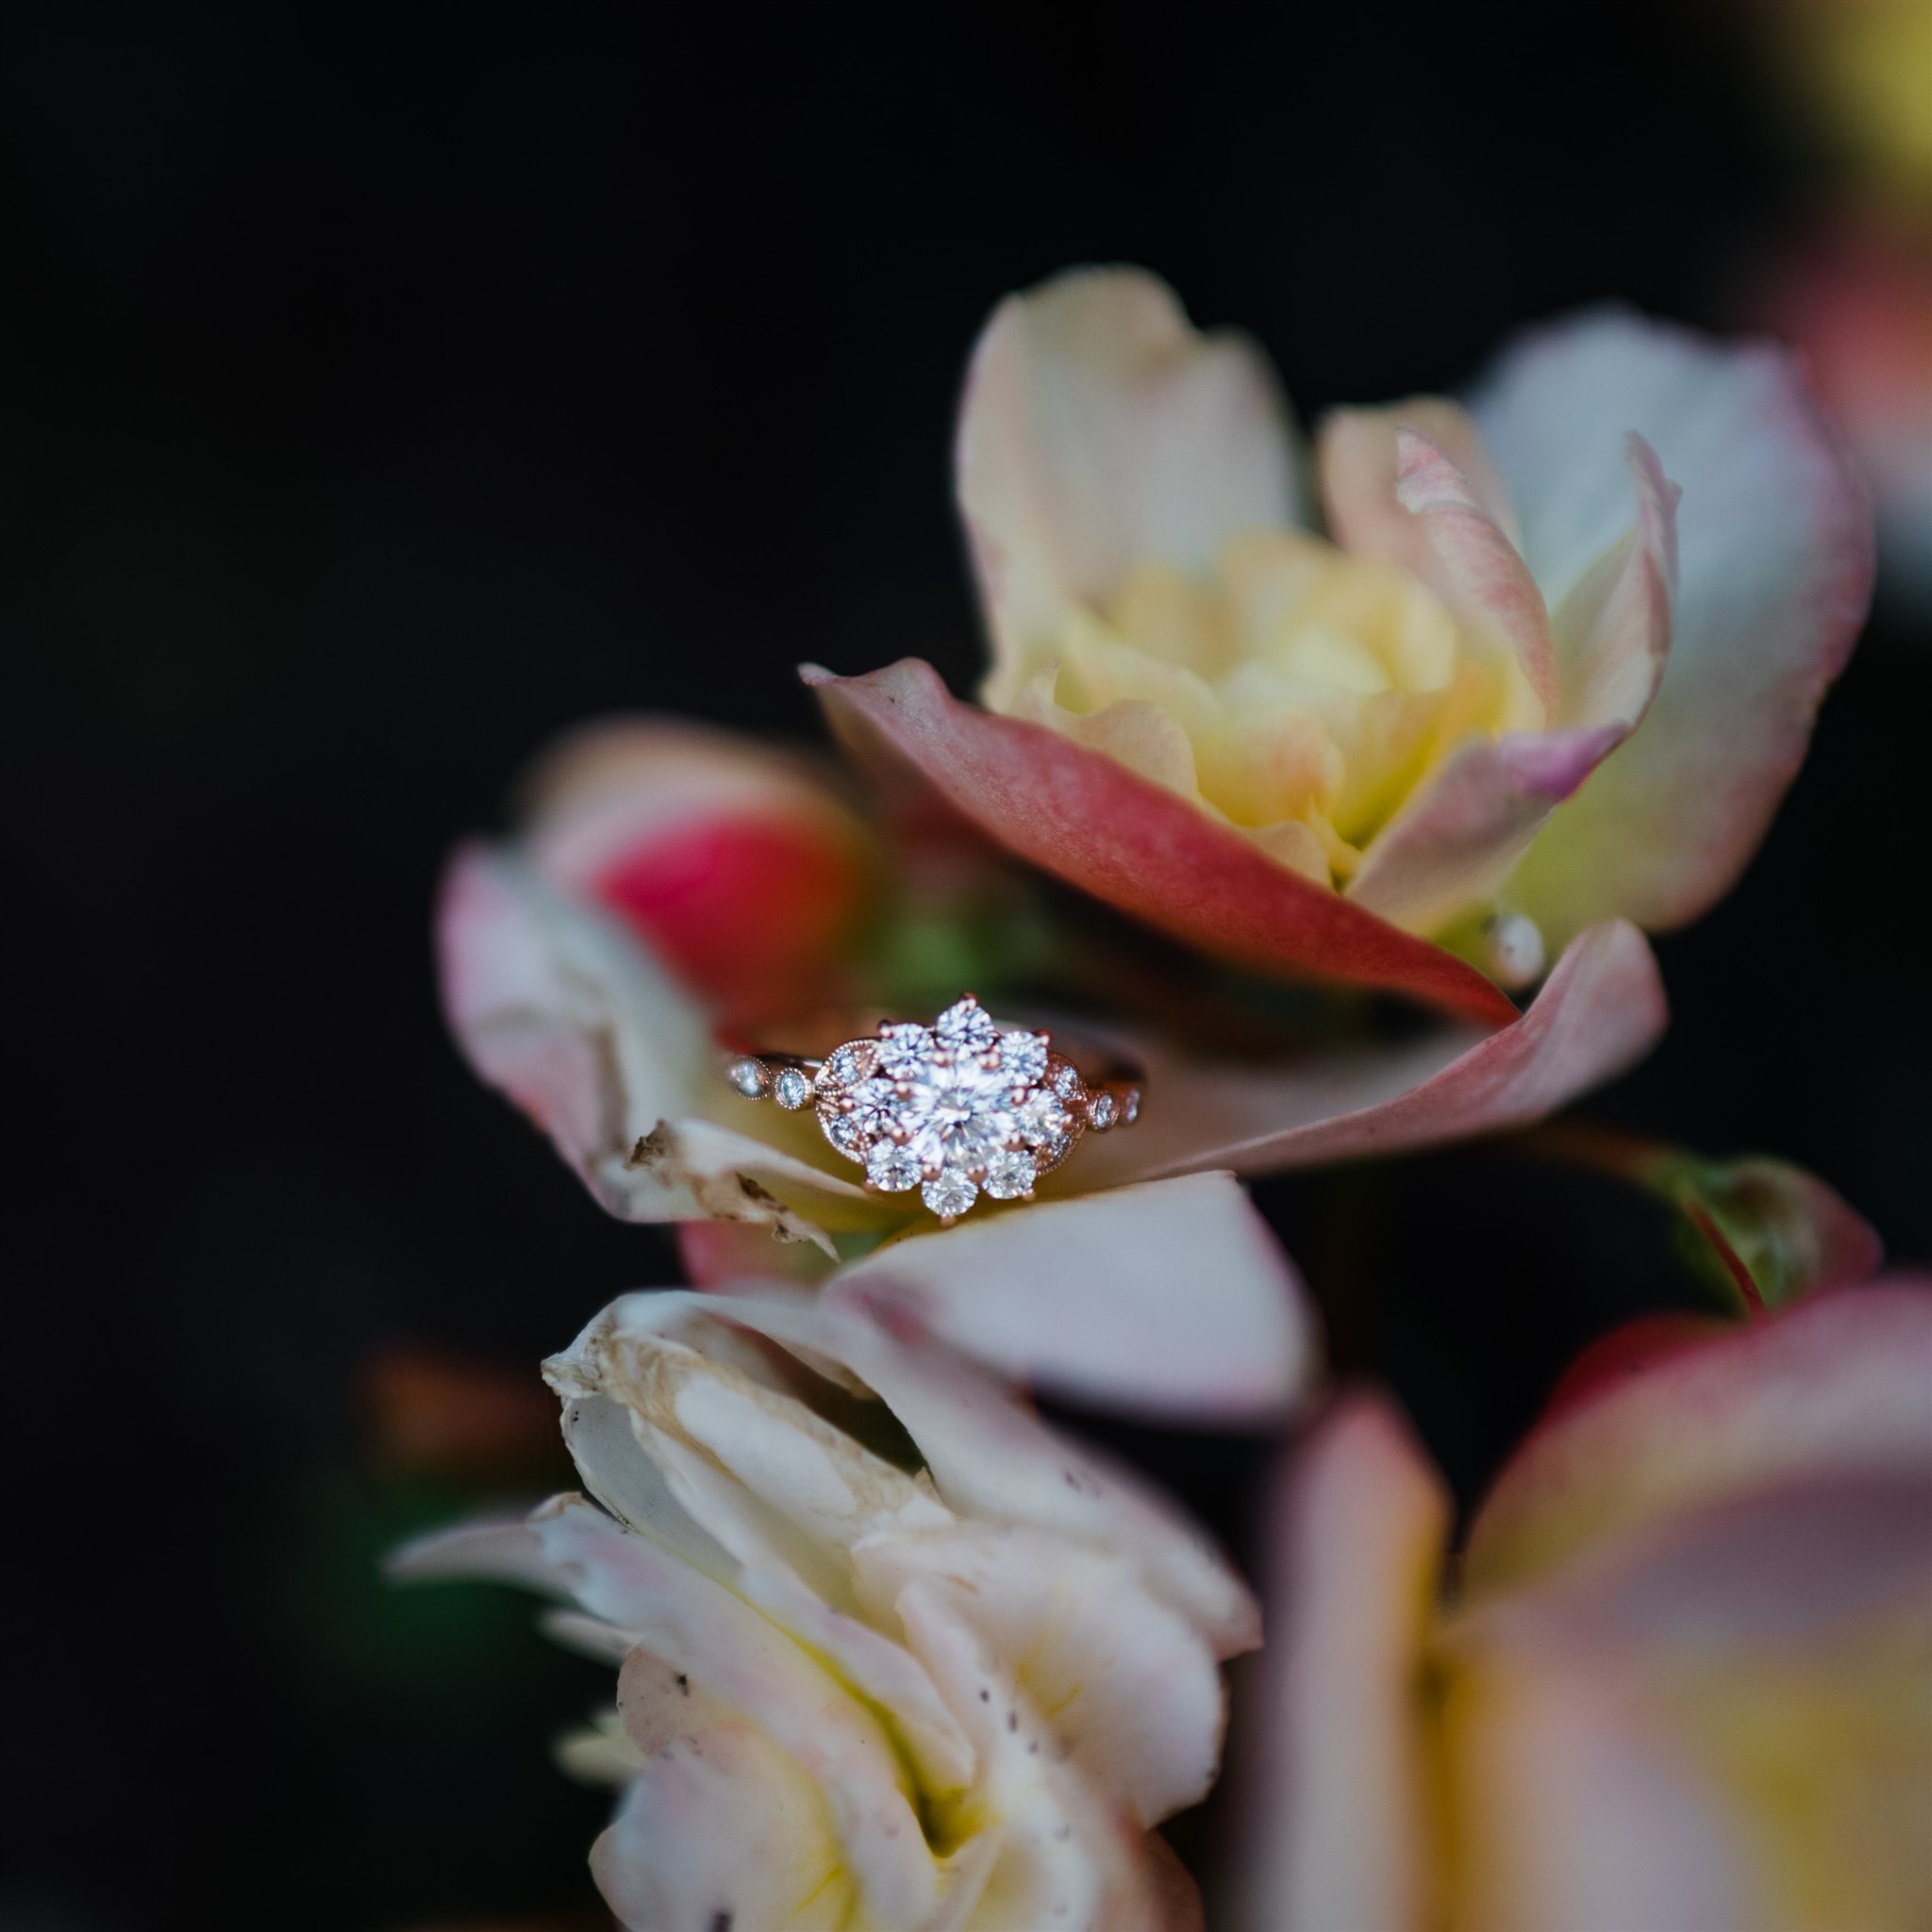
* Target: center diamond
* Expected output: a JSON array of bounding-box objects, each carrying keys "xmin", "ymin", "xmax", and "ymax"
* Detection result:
[{"xmin": 813, "ymin": 995, "xmax": 1079, "ymax": 1221}]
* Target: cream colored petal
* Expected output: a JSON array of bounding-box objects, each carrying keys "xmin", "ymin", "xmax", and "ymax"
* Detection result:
[
  {"xmin": 591, "ymin": 1719, "xmax": 858, "ymax": 1932},
  {"xmin": 437, "ymin": 843, "xmax": 874, "ymax": 1251},
  {"xmin": 959, "ymin": 266, "xmax": 1303, "ymax": 708},
  {"xmin": 858, "ymin": 1524, "xmax": 1227, "ymax": 1828},
  {"xmin": 1224, "ymin": 1394, "xmax": 1450, "ymax": 1932},
  {"xmin": 825, "ymin": 1173, "xmax": 1317, "ymax": 1427},
  {"xmin": 679, "ymin": 1292, "xmax": 1261, "ymax": 1657}
]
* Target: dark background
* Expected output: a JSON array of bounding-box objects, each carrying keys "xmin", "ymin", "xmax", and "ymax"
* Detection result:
[{"xmin": 6, "ymin": 3, "xmax": 1926, "ymax": 1925}]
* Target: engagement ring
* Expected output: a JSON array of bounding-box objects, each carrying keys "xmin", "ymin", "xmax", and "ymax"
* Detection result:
[{"xmin": 723, "ymin": 994, "xmax": 1142, "ymax": 1223}]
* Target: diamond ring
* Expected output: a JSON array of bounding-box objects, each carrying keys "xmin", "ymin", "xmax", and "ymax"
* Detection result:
[{"xmin": 723, "ymin": 994, "xmax": 1143, "ymax": 1224}]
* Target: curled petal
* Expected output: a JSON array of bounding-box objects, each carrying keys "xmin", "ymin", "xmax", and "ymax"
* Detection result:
[
  {"xmin": 1345, "ymin": 724, "xmax": 1623, "ymax": 935},
  {"xmin": 806, "ymin": 657, "xmax": 1521, "ymax": 1024},
  {"xmin": 1085, "ymin": 920, "xmax": 1666, "ymax": 1184},
  {"xmin": 1344, "ymin": 438, "xmax": 1676, "ymax": 935},
  {"xmin": 437, "ymin": 842, "xmax": 871, "ymax": 1251},
  {"xmin": 1224, "ymin": 1394, "xmax": 1450, "ymax": 1932},
  {"xmin": 1474, "ymin": 309, "xmax": 1874, "ymax": 943},
  {"xmin": 1464, "ymin": 1278, "xmax": 1932, "ymax": 1601},
  {"xmin": 1321, "ymin": 408, "xmax": 1556, "ymax": 716},
  {"xmin": 858, "ymin": 1525, "xmax": 1228, "ymax": 1826},
  {"xmin": 624, "ymin": 1291, "xmax": 1261, "ymax": 1657},
  {"xmin": 958, "ymin": 266, "xmax": 1303, "ymax": 707},
  {"xmin": 824, "ymin": 1174, "xmax": 1318, "ymax": 1427}
]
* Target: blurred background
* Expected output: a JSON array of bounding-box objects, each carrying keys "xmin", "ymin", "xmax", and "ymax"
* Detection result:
[{"xmin": 5, "ymin": 1, "xmax": 1927, "ymax": 1924}]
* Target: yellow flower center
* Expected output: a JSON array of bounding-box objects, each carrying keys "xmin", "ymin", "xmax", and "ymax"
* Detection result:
[{"xmin": 996, "ymin": 530, "xmax": 1543, "ymax": 885}]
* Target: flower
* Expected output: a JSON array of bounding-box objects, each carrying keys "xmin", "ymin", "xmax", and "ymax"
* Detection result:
[
  {"xmin": 440, "ymin": 813, "xmax": 1667, "ymax": 1421},
  {"xmin": 396, "ymin": 1289, "xmax": 1259, "ymax": 1930},
  {"xmin": 808, "ymin": 266, "xmax": 1871, "ymax": 1007},
  {"xmin": 1224, "ymin": 1280, "xmax": 1932, "ymax": 1931}
]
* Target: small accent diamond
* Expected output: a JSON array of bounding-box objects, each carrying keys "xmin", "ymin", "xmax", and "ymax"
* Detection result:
[
  {"xmin": 821, "ymin": 1041, "xmax": 877, "ymax": 1090},
  {"xmin": 727, "ymin": 1057, "xmax": 770, "ymax": 1099},
  {"xmin": 1053, "ymin": 1063, "xmax": 1085, "ymax": 1100},
  {"xmin": 774, "ymin": 1068, "xmax": 814, "ymax": 1110},
  {"xmin": 867, "ymin": 1143, "xmax": 922, "ymax": 1191},
  {"xmin": 1087, "ymin": 1090, "xmax": 1119, "ymax": 1130},
  {"xmin": 1018, "ymin": 1091, "xmax": 1072, "ymax": 1146},
  {"xmin": 983, "ymin": 1150, "xmax": 1037, "ymax": 1199},
  {"xmin": 922, "ymin": 1171, "xmax": 977, "ymax": 1219},
  {"xmin": 1121, "ymin": 1087, "xmax": 1141, "ymax": 1124}
]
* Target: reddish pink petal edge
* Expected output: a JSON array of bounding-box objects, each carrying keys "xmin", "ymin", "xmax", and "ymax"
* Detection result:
[{"xmin": 805, "ymin": 658, "xmax": 1521, "ymax": 1026}]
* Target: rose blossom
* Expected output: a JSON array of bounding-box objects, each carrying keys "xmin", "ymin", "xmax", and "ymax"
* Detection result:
[
  {"xmin": 396, "ymin": 1289, "xmax": 1257, "ymax": 1930},
  {"xmin": 809, "ymin": 265, "xmax": 1871, "ymax": 1008},
  {"xmin": 1225, "ymin": 1280, "xmax": 1932, "ymax": 1931}
]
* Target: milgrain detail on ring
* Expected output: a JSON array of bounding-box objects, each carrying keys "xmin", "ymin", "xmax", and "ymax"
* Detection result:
[{"xmin": 723, "ymin": 995, "xmax": 1141, "ymax": 1223}]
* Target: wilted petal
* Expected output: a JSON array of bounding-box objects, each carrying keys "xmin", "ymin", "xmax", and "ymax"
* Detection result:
[
  {"xmin": 824, "ymin": 1173, "xmax": 1317, "ymax": 1427},
  {"xmin": 1087, "ymin": 920, "xmax": 1666, "ymax": 1183},
  {"xmin": 1224, "ymin": 1394, "xmax": 1449, "ymax": 1932},
  {"xmin": 664, "ymin": 1291, "xmax": 1261, "ymax": 1657},
  {"xmin": 807, "ymin": 658, "xmax": 1521, "ymax": 1024},
  {"xmin": 438, "ymin": 842, "xmax": 872, "ymax": 1251},
  {"xmin": 591, "ymin": 1718, "xmax": 858, "ymax": 1932},
  {"xmin": 1474, "ymin": 309, "xmax": 1874, "ymax": 944},
  {"xmin": 1464, "ymin": 1279, "xmax": 1932, "ymax": 1600},
  {"xmin": 859, "ymin": 1525, "xmax": 1227, "ymax": 1826},
  {"xmin": 958, "ymin": 267, "xmax": 1303, "ymax": 707}
]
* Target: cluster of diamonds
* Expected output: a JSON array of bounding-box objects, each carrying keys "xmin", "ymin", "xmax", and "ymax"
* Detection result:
[{"xmin": 731, "ymin": 995, "xmax": 1122, "ymax": 1222}]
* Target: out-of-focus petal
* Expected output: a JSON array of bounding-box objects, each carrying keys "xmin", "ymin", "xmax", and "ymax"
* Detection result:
[
  {"xmin": 1224, "ymin": 1394, "xmax": 1449, "ymax": 1932},
  {"xmin": 958, "ymin": 267, "xmax": 1302, "ymax": 708},
  {"xmin": 806, "ymin": 658, "xmax": 1522, "ymax": 1025},
  {"xmin": 1086, "ymin": 920, "xmax": 1666, "ymax": 1183},
  {"xmin": 1464, "ymin": 1279, "xmax": 1932, "ymax": 1600},
  {"xmin": 824, "ymin": 1174, "xmax": 1317, "ymax": 1427},
  {"xmin": 522, "ymin": 714, "xmax": 876, "ymax": 1027},
  {"xmin": 437, "ymin": 842, "xmax": 873, "ymax": 1251},
  {"xmin": 1442, "ymin": 1472, "xmax": 1932, "ymax": 1932},
  {"xmin": 1474, "ymin": 309, "xmax": 1874, "ymax": 943},
  {"xmin": 591, "ymin": 1719, "xmax": 858, "ymax": 1932}
]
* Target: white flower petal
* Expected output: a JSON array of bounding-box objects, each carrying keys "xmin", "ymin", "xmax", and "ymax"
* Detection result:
[{"xmin": 826, "ymin": 1173, "xmax": 1317, "ymax": 1427}]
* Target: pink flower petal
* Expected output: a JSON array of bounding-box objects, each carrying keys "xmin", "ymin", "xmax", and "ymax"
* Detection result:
[
  {"xmin": 824, "ymin": 1174, "xmax": 1318, "ymax": 1427},
  {"xmin": 1224, "ymin": 1394, "xmax": 1449, "ymax": 1932},
  {"xmin": 806, "ymin": 657, "xmax": 1522, "ymax": 1025},
  {"xmin": 1345, "ymin": 723, "xmax": 1624, "ymax": 935},
  {"xmin": 1474, "ymin": 310, "xmax": 1874, "ymax": 942},
  {"xmin": 1321, "ymin": 408, "xmax": 1557, "ymax": 717},
  {"xmin": 437, "ymin": 841, "xmax": 870, "ymax": 1252},
  {"xmin": 958, "ymin": 267, "xmax": 1303, "ymax": 707},
  {"xmin": 1343, "ymin": 437, "xmax": 1677, "ymax": 935},
  {"xmin": 1464, "ymin": 1278, "xmax": 1932, "ymax": 1601},
  {"xmin": 1084, "ymin": 919, "xmax": 1666, "ymax": 1184}
]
